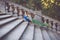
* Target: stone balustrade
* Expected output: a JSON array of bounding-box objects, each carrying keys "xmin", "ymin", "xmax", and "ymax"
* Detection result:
[{"xmin": 42, "ymin": 15, "xmax": 60, "ymax": 32}]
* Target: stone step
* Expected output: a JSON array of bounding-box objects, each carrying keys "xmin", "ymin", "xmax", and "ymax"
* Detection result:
[
  {"xmin": 0, "ymin": 19, "xmax": 23, "ymax": 38},
  {"xmin": 0, "ymin": 15, "xmax": 12, "ymax": 20},
  {"xmin": 0, "ymin": 17, "xmax": 17, "ymax": 26},
  {"xmin": 34, "ymin": 27, "xmax": 43, "ymax": 40},
  {"xmin": 47, "ymin": 30, "xmax": 57, "ymax": 40},
  {"xmin": 1, "ymin": 22, "xmax": 28, "ymax": 40},
  {"xmin": 42, "ymin": 30, "xmax": 51, "ymax": 40},
  {"xmin": 20, "ymin": 24, "xmax": 34, "ymax": 40},
  {"xmin": 0, "ymin": 13, "xmax": 6, "ymax": 15},
  {"xmin": 51, "ymin": 31, "xmax": 60, "ymax": 40}
]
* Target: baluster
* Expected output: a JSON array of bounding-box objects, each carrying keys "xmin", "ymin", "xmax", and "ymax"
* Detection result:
[
  {"xmin": 48, "ymin": 20, "xmax": 51, "ymax": 30},
  {"xmin": 50, "ymin": 21, "xmax": 54, "ymax": 30},
  {"xmin": 57, "ymin": 24, "xmax": 60, "ymax": 33},
  {"xmin": 55, "ymin": 23, "xmax": 58, "ymax": 31},
  {"xmin": 19, "ymin": 9, "xmax": 23, "ymax": 18},
  {"xmin": 46, "ymin": 19, "xmax": 49, "ymax": 29},
  {"xmin": 21, "ymin": 9, "xmax": 25, "ymax": 18},
  {"xmin": 5, "ymin": 2, "xmax": 10, "ymax": 12},
  {"xmin": 11, "ymin": 5, "xmax": 15, "ymax": 15},
  {"xmin": 7, "ymin": 3, "xmax": 10, "ymax": 12},
  {"xmin": 9, "ymin": 4, "xmax": 12, "ymax": 12},
  {"xmin": 16, "ymin": 7, "xmax": 20, "ymax": 17},
  {"xmin": 41, "ymin": 17, "xmax": 44, "ymax": 23},
  {"xmin": 25, "ymin": 11, "xmax": 28, "ymax": 16},
  {"xmin": 31, "ymin": 13, "xmax": 35, "ymax": 20},
  {"xmin": 5, "ymin": 2, "xmax": 8, "ymax": 10}
]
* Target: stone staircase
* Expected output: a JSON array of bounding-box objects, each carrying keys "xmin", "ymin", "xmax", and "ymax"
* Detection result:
[
  {"xmin": 0, "ymin": 14, "xmax": 60, "ymax": 40},
  {"xmin": 0, "ymin": 1, "xmax": 60, "ymax": 40}
]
